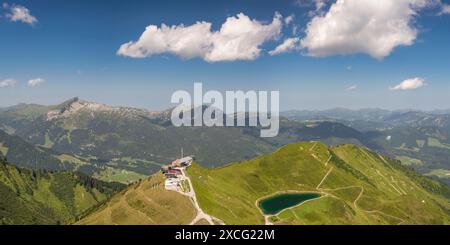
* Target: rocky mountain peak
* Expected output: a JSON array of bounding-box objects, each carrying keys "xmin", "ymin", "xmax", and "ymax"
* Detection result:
[{"xmin": 45, "ymin": 97, "xmax": 148, "ymax": 121}]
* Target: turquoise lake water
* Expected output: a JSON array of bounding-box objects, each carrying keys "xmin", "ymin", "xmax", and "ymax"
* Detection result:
[{"xmin": 258, "ymin": 193, "xmax": 321, "ymax": 215}]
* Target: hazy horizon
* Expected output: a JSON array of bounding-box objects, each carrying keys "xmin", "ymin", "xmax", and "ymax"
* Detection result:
[{"xmin": 1, "ymin": 96, "xmax": 449, "ymax": 113}]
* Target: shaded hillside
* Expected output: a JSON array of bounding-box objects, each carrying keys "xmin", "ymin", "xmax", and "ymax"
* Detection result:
[
  {"xmin": 0, "ymin": 128, "xmax": 116, "ymax": 182},
  {"xmin": 263, "ymin": 120, "xmax": 379, "ymax": 148},
  {"xmin": 0, "ymin": 156, "xmax": 125, "ymax": 225},
  {"xmin": 0, "ymin": 129, "xmax": 72, "ymax": 171},
  {"xmin": 187, "ymin": 142, "xmax": 450, "ymax": 225}
]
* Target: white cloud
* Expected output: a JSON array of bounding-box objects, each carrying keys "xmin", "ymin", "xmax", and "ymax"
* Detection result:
[
  {"xmin": 390, "ymin": 77, "xmax": 426, "ymax": 91},
  {"xmin": 4, "ymin": 4, "xmax": 38, "ymax": 25},
  {"xmin": 300, "ymin": 0, "xmax": 434, "ymax": 59},
  {"xmin": 27, "ymin": 78, "xmax": 45, "ymax": 87},
  {"xmin": 117, "ymin": 22, "xmax": 212, "ymax": 59},
  {"xmin": 346, "ymin": 85, "xmax": 358, "ymax": 91},
  {"xmin": 294, "ymin": 0, "xmax": 310, "ymax": 7},
  {"xmin": 295, "ymin": 0, "xmax": 329, "ymax": 16},
  {"xmin": 295, "ymin": 0, "xmax": 327, "ymax": 9},
  {"xmin": 312, "ymin": 0, "xmax": 327, "ymax": 13},
  {"xmin": 0, "ymin": 79, "xmax": 17, "ymax": 88},
  {"xmin": 346, "ymin": 65, "xmax": 352, "ymax": 71},
  {"xmin": 292, "ymin": 25, "xmax": 300, "ymax": 35},
  {"xmin": 439, "ymin": 3, "xmax": 450, "ymax": 15},
  {"xmin": 284, "ymin": 14, "xmax": 295, "ymax": 24},
  {"xmin": 117, "ymin": 12, "xmax": 283, "ymax": 62},
  {"xmin": 269, "ymin": 37, "xmax": 300, "ymax": 56}
]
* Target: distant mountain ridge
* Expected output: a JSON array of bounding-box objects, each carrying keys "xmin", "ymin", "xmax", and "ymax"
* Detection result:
[
  {"xmin": 282, "ymin": 108, "xmax": 450, "ymax": 127},
  {"xmin": 1, "ymin": 98, "xmax": 449, "ymax": 185}
]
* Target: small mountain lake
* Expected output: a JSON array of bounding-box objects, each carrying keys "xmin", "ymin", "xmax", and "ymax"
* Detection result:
[{"xmin": 258, "ymin": 193, "xmax": 321, "ymax": 215}]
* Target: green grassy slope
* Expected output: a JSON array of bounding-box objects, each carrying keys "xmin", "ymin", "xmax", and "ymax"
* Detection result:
[
  {"xmin": 0, "ymin": 157, "xmax": 124, "ymax": 225},
  {"xmin": 187, "ymin": 142, "xmax": 450, "ymax": 225},
  {"xmin": 77, "ymin": 173, "xmax": 196, "ymax": 225}
]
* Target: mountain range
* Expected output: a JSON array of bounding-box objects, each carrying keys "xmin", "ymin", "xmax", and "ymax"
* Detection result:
[
  {"xmin": 1, "ymin": 98, "xmax": 449, "ymax": 185},
  {"xmin": 1, "ymin": 98, "xmax": 450, "ymax": 224}
]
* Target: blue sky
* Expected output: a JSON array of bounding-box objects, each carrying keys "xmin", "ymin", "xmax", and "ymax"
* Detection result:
[{"xmin": 1, "ymin": 0, "xmax": 450, "ymax": 111}]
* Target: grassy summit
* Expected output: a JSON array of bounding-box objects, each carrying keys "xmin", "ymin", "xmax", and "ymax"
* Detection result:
[
  {"xmin": 187, "ymin": 142, "xmax": 450, "ymax": 225},
  {"xmin": 77, "ymin": 173, "xmax": 196, "ymax": 225}
]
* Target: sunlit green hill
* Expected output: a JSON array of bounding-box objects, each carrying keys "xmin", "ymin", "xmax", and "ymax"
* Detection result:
[
  {"xmin": 77, "ymin": 173, "xmax": 196, "ymax": 225},
  {"xmin": 187, "ymin": 142, "xmax": 450, "ymax": 225}
]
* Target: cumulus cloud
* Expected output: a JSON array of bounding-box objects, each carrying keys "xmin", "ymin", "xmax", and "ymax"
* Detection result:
[
  {"xmin": 269, "ymin": 37, "xmax": 300, "ymax": 56},
  {"xmin": 3, "ymin": 3, "xmax": 37, "ymax": 25},
  {"xmin": 314, "ymin": 0, "xmax": 327, "ymax": 9},
  {"xmin": 292, "ymin": 25, "xmax": 300, "ymax": 35},
  {"xmin": 439, "ymin": 3, "xmax": 450, "ymax": 15},
  {"xmin": 295, "ymin": 0, "xmax": 329, "ymax": 16},
  {"xmin": 300, "ymin": 0, "xmax": 434, "ymax": 60},
  {"xmin": 346, "ymin": 85, "xmax": 358, "ymax": 91},
  {"xmin": 390, "ymin": 77, "xmax": 426, "ymax": 91},
  {"xmin": 310, "ymin": 0, "xmax": 328, "ymax": 15},
  {"xmin": 27, "ymin": 78, "xmax": 45, "ymax": 87},
  {"xmin": 294, "ymin": 0, "xmax": 311, "ymax": 7},
  {"xmin": 284, "ymin": 14, "xmax": 295, "ymax": 24},
  {"xmin": 117, "ymin": 12, "xmax": 283, "ymax": 62},
  {"xmin": 0, "ymin": 79, "xmax": 17, "ymax": 88},
  {"xmin": 295, "ymin": 0, "xmax": 327, "ymax": 9}
]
